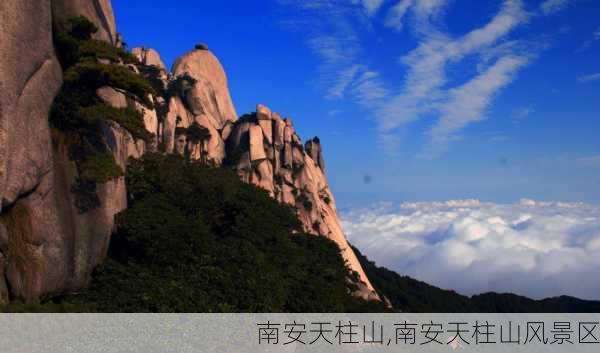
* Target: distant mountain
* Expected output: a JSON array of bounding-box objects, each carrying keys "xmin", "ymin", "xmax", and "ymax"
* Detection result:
[{"xmin": 353, "ymin": 246, "xmax": 600, "ymax": 312}]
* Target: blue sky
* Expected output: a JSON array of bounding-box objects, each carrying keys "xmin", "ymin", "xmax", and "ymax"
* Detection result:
[{"xmin": 114, "ymin": 0, "xmax": 600, "ymax": 207}]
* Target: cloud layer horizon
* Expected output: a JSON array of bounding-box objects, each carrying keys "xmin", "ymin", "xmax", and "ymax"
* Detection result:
[{"xmin": 343, "ymin": 199, "xmax": 600, "ymax": 300}]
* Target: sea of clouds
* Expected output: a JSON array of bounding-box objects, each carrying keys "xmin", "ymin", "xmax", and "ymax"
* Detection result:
[{"xmin": 342, "ymin": 199, "xmax": 600, "ymax": 300}]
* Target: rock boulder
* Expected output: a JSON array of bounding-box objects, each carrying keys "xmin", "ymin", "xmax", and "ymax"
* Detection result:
[{"xmin": 172, "ymin": 48, "xmax": 237, "ymax": 129}]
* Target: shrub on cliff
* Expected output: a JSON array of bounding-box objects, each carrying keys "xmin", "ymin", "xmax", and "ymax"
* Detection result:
[
  {"xmin": 54, "ymin": 16, "xmax": 136, "ymax": 68},
  {"xmin": 79, "ymin": 105, "xmax": 153, "ymax": 142},
  {"xmin": 79, "ymin": 153, "xmax": 124, "ymax": 183},
  {"xmin": 185, "ymin": 122, "xmax": 211, "ymax": 144},
  {"xmin": 49, "ymin": 15, "xmax": 155, "ymax": 214},
  {"xmin": 67, "ymin": 153, "xmax": 384, "ymax": 312},
  {"xmin": 166, "ymin": 73, "xmax": 197, "ymax": 99},
  {"xmin": 138, "ymin": 64, "xmax": 166, "ymax": 97},
  {"xmin": 64, "ymin": 61, "xmax": 154, "ymax": 106}
]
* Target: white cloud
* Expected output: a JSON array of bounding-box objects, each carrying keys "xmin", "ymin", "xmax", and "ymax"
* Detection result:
[
  {"xmin": 280, "ymin": 0, "xmax": 548, "ymax": 157},
  {"xmin": 594, "ymin": 27, "xmax": 600, "ymax": 40},
  {"xmin": 385, "ymin": 0, "xmax": 449, "ymax": 31},
  {"xmin": 342, "ymin": 199, "xmax": 600, "ymax": 300},
  {"xmin": 424, "ymin": 55, "xmax": 530, "ymax": 157},
  {"xmin": 540, "ymin": 0, "xmax": 570, "ymax": 15},
  {"xmin": 349, "ymin": 69, "xmax": 390, "ymax": 105},
  {"xmin": 308, "ymin": 35, "xmax": 360, "ymax": 66},
  {"xmin": 578, "ymin": 73, "xmax": 600, "ymax": 83},
  {"xmin": 326, "ymin": 65, "xmax": 362, "ymax": 99},
  {"xmin": 511, "ymin": 106, "xmax": 535, "ymax": 120},
  {"xmin": 328, "ymin": 109, "xmax": 343, "ymax": 117},
  {"xmin": 360, "ymin": 0, "xmax": 386, "ymax": 16},
  {"xmin": 376, "ymin": 0, "xmax": 532, "ymax": 154},
  {"xmin": 385, "ymin": 0, "xmax": 413, "ymax": 31}
]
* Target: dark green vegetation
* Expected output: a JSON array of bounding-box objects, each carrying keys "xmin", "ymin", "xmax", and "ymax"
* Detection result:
[
  {"xmin": 78, "ymin": 105, "xmax": 153, "ymax": 141},
  {"xmin": 50, "ymin": 16, "xmax": 154, "ymax": 212},
  {"xmin": 353, "ymin": 246, "xmax": 600, "ymax": 313},
  {"xmin": 167, "ymin": 73, "xmax": 197, "ymax": 100},
  {"xmin": 53, "ymin": 154, "xmax": 385, "ymax": 312},
  {"xmin": 186, "ymin": 122, "xmax": 211, "ymax": 144},
  {"xmin": 195, "ymin": 43, "xmax": 209, "ymax": 50},
  {"xmin": 296, "ymin": 191, "xmax": 313, "ymax": 212},
  {"xmin": 138, "ymin": 64, "xmax": 166, "ymax": 98},
  {"xmin": 79, "ymin": 152, "xmax": 124, "ymax": 183}
]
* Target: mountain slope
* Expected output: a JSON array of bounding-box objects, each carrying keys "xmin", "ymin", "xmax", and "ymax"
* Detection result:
[{"xmin": 4, "ymin": 154, "xmax": 385, "ymax": 312}]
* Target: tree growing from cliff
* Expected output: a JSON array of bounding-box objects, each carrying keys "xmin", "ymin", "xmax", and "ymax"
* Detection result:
[
  {"xmin": 186, "ymin": 123, "xmax": 212, "ymax": 164},
  {"xmin": 50, "ymin": 16, "xmax": 155, "ymax": 213},
  {"xmin": 167, "ymin": 73, "xmax": 197, "ymax": 99}
]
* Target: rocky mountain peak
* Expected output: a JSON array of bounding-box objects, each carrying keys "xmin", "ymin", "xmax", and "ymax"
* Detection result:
[
  {"xmin": 131, "ymin": 47, "xmax": 167, "ymax": 72},
  {"xmin": 0, "ymin": 0, "xmax": 379, "ymax": 304},
  {"xmin": 225, "ymin": 104, "xmax": 379, "ymax": 300},
  {"xmin": 171, "ymin": 47, "xmax": 238, "ymax": 128}
]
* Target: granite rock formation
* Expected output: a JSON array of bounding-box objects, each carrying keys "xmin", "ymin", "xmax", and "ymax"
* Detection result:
[
  {"xmin": 0, "ymin": 0, "xmax": 151, "ymax": 303},
  {"xmin": 52, "ymin": 0, "xmax": 117, "ymax": 44},
  {"xmin": 0, "ymin": 0, "xmax": 379, "ymax": 303},
  {"xmin": 0, "ymin": 0, "xmax": 63, "ymax": 303},
  {"xmin": 131, "ymin": 47, "xmax": 167, "ymax": 72},
  {"xmin": 224, "ymin": 106, "xmax": 379, "ymax": 300}
]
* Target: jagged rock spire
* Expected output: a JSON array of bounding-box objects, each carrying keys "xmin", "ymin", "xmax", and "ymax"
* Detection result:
[{"xmin": 224, "ymin": 104, "xmax": 379, "ymax": 301}]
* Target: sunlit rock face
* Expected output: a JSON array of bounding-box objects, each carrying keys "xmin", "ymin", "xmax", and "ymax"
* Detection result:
[
  {"xmin": 0, "ymin": 0, "xmax": 148, "ymax": 303},
  {"xmin": 0, "ymin": 0, "xmax": 63, "ymax": 303},
  {"xmin": 52, "ymin": 0, "xmax": 117, "ymax": 45},
  {"xmin": 0, "ymin": 0, "xmax": 379, "ymax": 303},
  {"xmin": 131, "ymin": 47, "xmax": 167, "ymax": 72},
  {"xmin": 172, "ymin": 49, "xmax": 238, "ymax": 128},
  {"xmin": 224, "ymin": 105, "xmax": 379, "ymax": 301},
  {"xmin": 0, "ymin": 0, "xmax": 63, "ymax": 212}
]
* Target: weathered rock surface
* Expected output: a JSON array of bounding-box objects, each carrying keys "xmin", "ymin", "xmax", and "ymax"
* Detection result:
[
  {"xmin": 225, "ymin": 105, "xmax": 379, "ymax": 301},
  {"xmin": 161, "ymin": 47, "xmax": 238, "ymax": 165},
  {"xmin": 305, "ymin": 137, "xmax": 326, "ymax": 172},
  {"xmin": 164, "ymin": 96, "xmax": 192, "ymax": 153},
  {"xmin": 0, "ymin": 0, "xmax": 150, "ymax": 302},
  {"xmin": 96, "ymin": 86, "xmax": 127, "ymax": 109},
  {"xmin": 172, "ymin": 48, "xmax": 238, "ymax": 128},
  {"xmin": 0, "ymin": 0, "xmax": 63, "ymax": 211},
  {"xmin": 1, "ymin": 0, "xmax": 379, "ymax": 303},
  {"xmin": 131, "ymin": 47, "xmax": 167, "ymax": 72},
  {"xmin": 193, "ymin": 115, "xmax": 225, "ymax": 163},
  {"xmin": 52, "ymin": 0, "xmax": 117, "ymax": 44},
  {"xmin": 0, "ymin": 252, "xmax": 8, "ymax": 305},
  {"xmin": 0, "ymin": 0, "xmax": 62, "ymax": 301}
]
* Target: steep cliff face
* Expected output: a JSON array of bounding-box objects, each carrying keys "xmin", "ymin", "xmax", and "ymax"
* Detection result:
[
  {"xmin": 52, "ymin": 0, "xmax": 117, "ymax": 45},
  {"xmin": 0, "ymin": 0, "xmax": 63, "ymax": 212},
  {"xmin": 224, "ymin": 105, "xmax": 379, "ymax": 300},
  {"xmin": 0, "ymin": 0, "xmax": 378, "ymax": 304},
  {"xmin": 172, "ymin": 47, "xmax": 238, "ymax": 128},
  {"xmin": 0, "ymin": 0, "xmax": 152, "ymax": 303},
  {"xmin": 0, "ymin": 0, "xmax": 63, "ymax": 303},
  {"xmin": 162, "ymin": 48, "xmax": 238, "ymax": 165}
]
